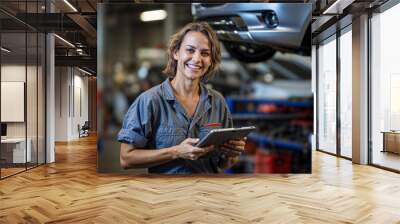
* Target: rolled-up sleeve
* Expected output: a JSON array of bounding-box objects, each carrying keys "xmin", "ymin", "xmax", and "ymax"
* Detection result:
[{"xmin": 117, "ymin": 94, "xmax": 153, "ymax": 148}]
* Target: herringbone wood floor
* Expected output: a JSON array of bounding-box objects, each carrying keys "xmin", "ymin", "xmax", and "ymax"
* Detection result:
[{"xmin": 1, "ymin": 135, "xmax": 400, "ymax": 223}]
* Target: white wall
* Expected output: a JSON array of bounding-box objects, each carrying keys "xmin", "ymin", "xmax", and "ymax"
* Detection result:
[
  {"xmin": 1, "ymin": 65, "xmax": 26, "ymax": 81},
  {"xmin": 55, "ymin": 67, "xmax": 68, "ymax": 141},
  {"xmin": 1, "ymin": 65, "xmax": 26, "ymax": 143},
  {"xmin": 74, "ymin": 70, "xmax": 89, "ymax": 139},
  {"xmin": 1, "ymin": 65, "xmax": 36, "ymax": 138},
  {"xmin": 55, "ymin": 67, "xmax": 89, "ymax": 141}
]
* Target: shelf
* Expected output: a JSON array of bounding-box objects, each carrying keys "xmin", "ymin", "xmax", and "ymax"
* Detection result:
[
  {"xmin": 226, "ymin": 96, "xmax": 313, "ymax": 110},
  {"xmin": 232, "ymin": 113, "xmax": 308, "ymax": 120},
  {"xmin": 247, "ymin": 132, "xmax": 305, "ymax": 153}
]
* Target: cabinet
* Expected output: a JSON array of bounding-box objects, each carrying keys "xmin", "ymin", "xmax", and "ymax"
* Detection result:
[{"xmin": 1, "ymin": 138, "xmax": 32, "ymax": 164}]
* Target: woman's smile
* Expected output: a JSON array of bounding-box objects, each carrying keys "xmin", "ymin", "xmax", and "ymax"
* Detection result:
[{"xmin": 185, "ymin": 63, "xmax": 202, "ymax": 71}]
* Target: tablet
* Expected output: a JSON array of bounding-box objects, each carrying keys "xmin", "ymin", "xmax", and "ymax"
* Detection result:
[{"xmin": 195, "ymin": 126, "xmax": 256, "ymax": 148}]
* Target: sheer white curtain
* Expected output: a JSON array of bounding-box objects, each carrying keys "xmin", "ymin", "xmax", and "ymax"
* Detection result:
[
  {"xmin": 340, "ymin": 29, "xmax": 352, "ymax": 158},
  {"xmin": 318, "ymin": 37, "xmax": 337, "ymax": 154}
]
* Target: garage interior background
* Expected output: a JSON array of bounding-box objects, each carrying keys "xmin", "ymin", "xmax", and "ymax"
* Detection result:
[{"xmin": 97, "ymin": 3, "xmax": 313, "ymax": 174}]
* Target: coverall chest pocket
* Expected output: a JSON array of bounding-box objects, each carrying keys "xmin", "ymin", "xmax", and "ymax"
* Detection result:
[{"xmin": 155, "ymin": 127, "xmax": 186, "ymax": 149}]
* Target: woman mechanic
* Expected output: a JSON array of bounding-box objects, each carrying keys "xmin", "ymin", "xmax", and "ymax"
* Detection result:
[{"xmin": 117, "ymin": 22, "xmax": 246, "ymax": 174}]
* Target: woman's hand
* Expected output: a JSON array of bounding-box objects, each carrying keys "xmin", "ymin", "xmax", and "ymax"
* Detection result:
[
  {"xmin": 218, "ymin": 137, "xmax": 247, "ymax": 169},
  {"xmin": 174, "ymin": 138, "xmax": 215, "ymax": 160},
  {"xmin": 220, "ymin": 138, "xmax": 246, "ymax": 157}
]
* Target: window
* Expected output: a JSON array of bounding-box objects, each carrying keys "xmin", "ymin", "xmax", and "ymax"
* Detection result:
[
  {"xmin": 371, "ymin": 3, "xmax": 400, "ymax": 171},
  {"xmin": 317, "ymin": 35, "xmax": 337, "ymax": 154},
  {"xmin": 0, "ymin": 1, "xmax": 47, "ymax": 179}
]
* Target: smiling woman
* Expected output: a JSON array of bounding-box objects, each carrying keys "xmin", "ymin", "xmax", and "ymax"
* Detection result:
[
  {"xmin": 163, "ymin": 23, "xmax": 220, "ymax": 82},
  {"xmin": 173, "ymin": 31, "xmax": 211, "ymax": 81},
  {"xmin": 117, "ymin": 22, "xmax": 246, "ymax": 174}
]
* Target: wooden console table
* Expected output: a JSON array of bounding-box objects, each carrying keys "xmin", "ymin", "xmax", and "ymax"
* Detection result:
[{"xmin": 381, "ymin": 131, "xmax": 400, "ymax": 154}]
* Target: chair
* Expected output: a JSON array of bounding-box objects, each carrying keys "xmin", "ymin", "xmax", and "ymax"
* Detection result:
[{"xmin": 79, "ymin": 121, "xmax": 90, "ymax": 138}]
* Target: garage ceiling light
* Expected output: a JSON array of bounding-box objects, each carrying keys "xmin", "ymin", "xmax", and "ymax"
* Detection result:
[
  {"xmin": 140, "ymin": 10, "xmax": 167, "ymax": 22},
  {"xmin": 63, "ymin": 0, "xmax": 78, "ymax": 12},
  {"xmin": 1, "ymin": 47, "xmax": 11, "ymax": 53},
  {"xmin": 54, "ymin": 34, "xmax": 75, "ymax": 48}
]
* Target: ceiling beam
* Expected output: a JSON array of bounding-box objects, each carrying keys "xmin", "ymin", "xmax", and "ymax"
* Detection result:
[
  {"xmin": 67, "ymin": 13, "xmax": 97, "ymax": 45},
  {"xmin": 55, "ymin": 55, "xmax": 96, "ymax": 73}
]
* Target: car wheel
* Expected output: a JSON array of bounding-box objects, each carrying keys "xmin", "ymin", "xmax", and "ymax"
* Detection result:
[{"xmin": 223, "ymin": 42, "xmax": 276, "ymax": 63}]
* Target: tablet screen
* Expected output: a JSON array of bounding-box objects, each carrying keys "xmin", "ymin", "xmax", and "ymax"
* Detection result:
[{"xmin": 195, "ymin": 126, "xmax": 256, "ymax": 147}]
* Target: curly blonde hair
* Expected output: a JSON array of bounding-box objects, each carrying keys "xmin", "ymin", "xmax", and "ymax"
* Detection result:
[{"xmin": 163, "ymin": 22, "xmax": 221, "ymax": 81}]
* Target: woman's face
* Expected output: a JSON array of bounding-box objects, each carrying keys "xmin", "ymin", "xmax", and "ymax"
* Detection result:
[{"xmin": 173, "ymin": 31, "xmax": 212, "ymax": 81}]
